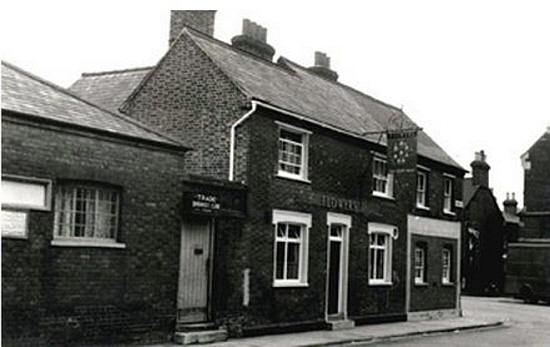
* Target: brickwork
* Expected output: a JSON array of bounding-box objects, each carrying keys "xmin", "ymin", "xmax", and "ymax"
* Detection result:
[
  {"xmin": 122, "ymin": 33, "xmax": 248, "ymax": 181},
  {"xmin": 211, "ymin": 108, "xmax": 463, "ymax": 333},
  {"xmin": 2, "ymin": 117, "xmax": 186, "ymax": 345},
  {"xmin": 409, "ymin": 235, "xmax": 458, "ymax": 312}
]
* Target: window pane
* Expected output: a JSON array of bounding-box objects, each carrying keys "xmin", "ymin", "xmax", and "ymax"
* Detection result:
[
  {"xmin": 280, "ymin": 129, "xmax": 303, "ymax": 143},
  {"xmin": 277, "ymin": 223, "xmax": 286, "ymax": 238},
  {"xmin": 287, "ymin": 224, "xmax": 301, "ymax": 239},
  {"xmin": 275, "ymin": 241, "xmax": 285, "ymax": 280},
  {"xmin": 286, "ymin": 242, "xmax": 300, "ymax": 279},
  {"xmin": 376, "ymin": 249, "xmax": 385, "ymax": 279},
  {"xmin": 369, "ymin": 248, "xmax": 376, "ymax": 279}
]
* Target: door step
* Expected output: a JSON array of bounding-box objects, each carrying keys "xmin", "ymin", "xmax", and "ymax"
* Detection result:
[
  {"xmin": 176, "ymin": 321, "xmax": 216, "ymax": 332},
  {"xmin": 326, "ymin": 319, "xmax": 355, "ymax": 330},
  {"xmin": 174, "ymin": 328, "xmax": 228, "ymax": 345}
]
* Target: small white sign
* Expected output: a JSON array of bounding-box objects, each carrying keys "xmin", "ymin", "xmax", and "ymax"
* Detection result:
[
  {"xmin": 455, "ymin": 200, "xmax": 464, "ymax": 208},
  {"xmin": 1, "ymin": 210, "xmax": 28, "ymax": 238}
]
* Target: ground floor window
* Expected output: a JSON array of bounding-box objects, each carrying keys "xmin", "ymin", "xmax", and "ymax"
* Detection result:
[
  {"xmin": 272, "ymin": 210, "xmax": 311, "ymax": 287},
  {"xmin": 414, "ymin": 245, "xmax": 427, "ymax": 284},
  {"xmin": 54, "ymin": 184, "xmax": 120, "ymax": 241},
  {"xmin": 368, "ymin": 223, "xmax": 395, "ymax": 285},
  {"xmin": 442, "ymin": 246, "xmax": 453, "ymax": 284}
]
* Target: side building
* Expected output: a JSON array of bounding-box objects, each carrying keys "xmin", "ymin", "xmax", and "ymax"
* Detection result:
[
  {"xmin": 461, "ymin": 151, "xmax": 505, "ymax": 295},
  {"xmin": 1, "ymin": 62, "xmax": 190, "ymax": 345},
  {"xmin": 505, "ymin": 127, "xmax": 550, "ymax": 303},
  {"xmin": 70, "ymin": 10, "xmax": 466, "ymax": 339}
]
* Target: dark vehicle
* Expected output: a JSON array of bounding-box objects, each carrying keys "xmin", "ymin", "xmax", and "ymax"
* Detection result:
[{"xmin": 505, "ymin": 240, "xmax": 550, "ymax": 303}]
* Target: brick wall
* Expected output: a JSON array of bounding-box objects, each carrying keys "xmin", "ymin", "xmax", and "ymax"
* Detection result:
[
  {"xmin": 215, "ymin": 108, "xmax": 462, "ymax": 333},
  {"xmin": 123, "ymin": 33, "xmax": 248, "ymax": 181},
  {"xmin": 409, "ymin": 235, "xmax": 458, "ymax": 312},
  {"xmin": 2, "ymin": 117, "xmax": 187, "ymax": 345}
]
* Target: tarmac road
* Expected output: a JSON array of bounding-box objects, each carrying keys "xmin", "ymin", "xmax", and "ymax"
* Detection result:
[{"xmin": 367, "ymin": 296, "xmax": 550, "ymax": 347}]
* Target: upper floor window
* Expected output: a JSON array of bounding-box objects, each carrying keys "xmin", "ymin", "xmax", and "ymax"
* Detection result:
[
  {"xmin": 54, "ymin": 184, "xmax": 120, "ymax": 242},
  {"xmin": 416, "ymin": 171, "xmax": 428, "ymax": 208},
  {"xmin": 443, "ymin": 176, "xmax": 454, "ymax": 213},
  {"xmin": 277, "ymin": 123, "xmax": 310, "ymax": 181},
  {"xmin": 272, "ymin": 209, "xmax": 311, "ymax": 287},
  {"xmin": 442, "ymin": 247, "xmax": 453, "ymax": 284},
  {"xmin": 414, "ymin": 245, "xmax": 427, "ymax": 284},
  {"xmin": 372, "ymin": 156, "xmax": 393, "ymax": 198},
  {"xmin": 368, "ymin": 223, "xmax": 394, "ymax": 285}
]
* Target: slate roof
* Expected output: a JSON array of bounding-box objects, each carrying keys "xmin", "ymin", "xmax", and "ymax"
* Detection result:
[
  {"xmin": 1, "ymin": 62, "xmax": 188, "ymax": 150},
  {"xmin": 69, "ymin": 28, "xmax": 463, "ymax": 170},
  {"xmin": 69, "ymin": 67, "xmax": 152, "ymax": 116}
]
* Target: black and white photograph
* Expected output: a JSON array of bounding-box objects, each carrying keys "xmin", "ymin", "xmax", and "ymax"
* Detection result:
[{"xmin": 1, "ymin": 1, "xmax": 549, "ymax": 346}]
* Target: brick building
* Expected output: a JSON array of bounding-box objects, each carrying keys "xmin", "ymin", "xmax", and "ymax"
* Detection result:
[
  {"xmin": 461, "ymin": 151, "xmax": 505, "ymax": 295},
  {"xmin": 1, "ymin": 62, "xmax": 191, "ymax": 345},
  {"xmin": 68, "ymin": 10, "xmax": 465, "ymax": 341},
  {"xmin": 505, "ymin": 127, "xmax": 550, "ymax": 302}
]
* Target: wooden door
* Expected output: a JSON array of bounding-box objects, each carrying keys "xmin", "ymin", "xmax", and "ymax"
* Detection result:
[
  {"xmin": 177, "ymin": 218, "xmax": 212, "ymax": 322},
  {"xmin": 327, "ymin": 224, "xmax": 344, "ymax": 317}
]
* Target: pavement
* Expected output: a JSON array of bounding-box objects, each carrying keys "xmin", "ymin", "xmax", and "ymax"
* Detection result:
[{"xmin": 146, "ymin": 303, "xmax": 504, "ymax": 346}]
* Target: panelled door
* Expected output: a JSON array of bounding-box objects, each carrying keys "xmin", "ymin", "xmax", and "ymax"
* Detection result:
[
  {"xmin": 327, "ymin": 223, "xmax": 346, "ymax": 317},
  {"xmin": 177, "ymin": 218, "xmax": 212, "ymax": 323}
]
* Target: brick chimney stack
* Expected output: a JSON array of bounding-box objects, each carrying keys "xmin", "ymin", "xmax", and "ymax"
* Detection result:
[
  {"xmin": 231, "ymin": 19, "xmax": 275, "ymax": 61},
  {"xmin": 503, "ymin": 192, "xmax": 518, "ymax": 215},
  {"xmin": 308, "ymin": 52, "xmax": 339, "ymax": 81},
  {"xmin": 170, "ymin": 10, "xmax": 216, "ymax": 45},
  {"xmin": 470, "ymin": 150, "xmax": 490, "ymax": 187}
]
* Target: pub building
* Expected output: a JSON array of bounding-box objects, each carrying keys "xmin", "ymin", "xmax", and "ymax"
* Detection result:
[{"xmin": 2, "ymin": 10, "xmax": 465, "ymax": 346}]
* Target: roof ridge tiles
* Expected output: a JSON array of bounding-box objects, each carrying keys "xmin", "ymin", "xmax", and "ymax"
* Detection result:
[
  {"xmin": 2, "ymin": 61, "xmax": 188, "ymax": 149},
  {"xmin": 81, "ymin": 66, "xmax": 154, "ymax": 77}
]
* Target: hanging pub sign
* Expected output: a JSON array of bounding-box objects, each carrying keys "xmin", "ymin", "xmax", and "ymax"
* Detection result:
[
  {"xmin": 386, "ymin": 128, "xmax": 418, "ymax": 173},
  {"xmin": 182, "ymin": 177, "xmax": 247, "ymax": 218}
]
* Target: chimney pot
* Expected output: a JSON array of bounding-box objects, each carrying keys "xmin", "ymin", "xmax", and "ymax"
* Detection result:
[
  {"xmin": 231, "ymin": 19, "xmax": 275, "ymax": 61},
  {"xmin": 308, "ymin": 51, "xmax": 339, "ymax": 81},
  {"xmin": 470, "ymin": 150, "xmax": 490, "ymax": 187}
]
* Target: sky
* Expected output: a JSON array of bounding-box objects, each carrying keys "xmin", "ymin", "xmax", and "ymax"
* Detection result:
[{"xmin": 1, "ymin": 0, "xmax": 549, "ymax": 208}]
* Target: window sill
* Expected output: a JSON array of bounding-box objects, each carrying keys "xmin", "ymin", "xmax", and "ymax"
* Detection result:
[
  {"xmin": 51, "ymin": 239, "xmax": 126, "ymax": 249},
  {"xmin": 272, "ymin": 281, "xmax": 309, "ymax": 288},
  {"xmin": 442, "ymin": 281, "xmax": 455, "ymax": 287},
  {"xmin": 372, "ymin": 192, "xmax": 395, "ymax": 201},
  {"xmin": 368, "ymin": 281, "xmax": 393, "ymax": 286},
  {"xmin": 443, "ymin": 210, "xmax": 456, "ymax": 216},
  {"xmin": 276, "ymin": 173, "xmax": 311, "ymax": 184},
  {"xmin": 416, "ymin": 205, "xmax": 430, "ymax": 211},
  {"xmin": 414, "ymin": 282, "xmax": 429, "ymax": 287}
]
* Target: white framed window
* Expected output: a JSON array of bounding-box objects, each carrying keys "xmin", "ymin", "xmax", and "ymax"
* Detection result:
[
  {"xmin": 414, "ymin": 246, "xmax": 426, "ymax": 284},
  {"xmin": 416, "ymin": 171, "xmax": 428, "ymax": 208},
  {"xmin": 277, "ymin": 122, "xmax": 310, "ymax": 182},
  {"xmin": 53, "ymin": 184, "xmax": 122, "ymax": 246},
  {"xmin": 272, "ymin": 209, "xmax": 311, "ymax": 287},
  {"xmin": 372, "ymin": 156, "xmax": 394, "ymax": 198},
  {"xmin": 442, "ymin": 247, "xmax": 453, "ymax": 284},
  {"xmin": 443, "ymin": 177, "xmax": 454, "ymax": 213},
  {"xmin": 368, "ymin": 223, "xmax": 394, "ymax": 285}
]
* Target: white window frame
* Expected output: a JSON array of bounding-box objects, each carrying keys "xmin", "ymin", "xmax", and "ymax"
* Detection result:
[
  {"xmin": 368, "ymin": 222, "xmax": 394, "ymax": 285},
  {"xmin": 276, "ymin": 122, "xmax": 311, "ymax": 182},
  {"xmin": 414, "ymin": 246, "xmax": 426, "ymax": 285},
  {"xmin": 442, "ymin": 247, "xmax": 453, "ymax": 284},
  {"xmin": 443, "ymin": 175, "xmax": 454, "ymax": 214},
  {"xmin": 52, "ymin": 184, "xmax": 125, "ymax": 248},
  {"xmin": 372, "ymin": 155, "xmax": 394, "ymax": 199},
  {"xmin": 272, "ymin": 209, "xmax": 311, "ymax": 287},
  {"xmin": 416, "ymin": 171, "xmax": 428, "ymax": 209}
]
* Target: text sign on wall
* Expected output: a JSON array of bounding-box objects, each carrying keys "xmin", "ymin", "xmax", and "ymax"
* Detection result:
[
  {"xmin": 319, "ymin": 195, "xmax": 360, "ymax": 212},
  {"xmin": 1, "ymin": 210, "xmax": 28, "ymax": 238},
  {"xmin": 191, "ymin": 193, "xmax": 221, "ymax": 212}
]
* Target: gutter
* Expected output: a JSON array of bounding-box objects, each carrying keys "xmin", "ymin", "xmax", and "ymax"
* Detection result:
[{"xmin": 229, "ymin": 101, "xmax": 257, "ymax": 181}]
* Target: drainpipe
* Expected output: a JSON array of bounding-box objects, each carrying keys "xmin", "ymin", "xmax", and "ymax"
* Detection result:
[{"xmin": 229, "ymin": 101, "xmax": 257, "ymax": 181}]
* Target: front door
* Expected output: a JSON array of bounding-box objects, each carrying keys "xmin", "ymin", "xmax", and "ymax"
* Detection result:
[
  {"xmin": 177, "ymin": 218, "xmax": 212, "ymax": 323},
  {"xmin": 327, "ymin": 224, "xmax": 345, "ymax": 317}
]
